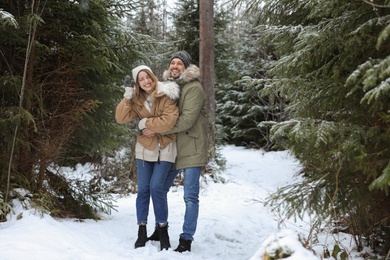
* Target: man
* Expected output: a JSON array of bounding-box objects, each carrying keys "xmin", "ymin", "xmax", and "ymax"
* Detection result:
[{"xmin": 142, "ymin": 50, "xmax": 208, "ymax": 252}]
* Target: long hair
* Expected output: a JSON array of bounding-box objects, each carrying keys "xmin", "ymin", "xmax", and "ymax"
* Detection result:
[{"xmin": 133, "ymin": 69, "xmax": 158, "ymax": 105}]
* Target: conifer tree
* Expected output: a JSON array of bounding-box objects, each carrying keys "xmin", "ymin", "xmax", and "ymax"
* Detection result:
[
  {"xmin": 170, "ymin": 0, "xmax": 200, "ymax": 62},
  {"xmin": 237, "ymin": 0, "xmax": 390, "ymax": 253},
  {"xmin": 0, "ymin": 0, "xmax": 160, "ymax": 219},
  {"xmin": 216, "ymin": 3, "xmax": 279, "ymax": 148},
  {"xmin": 129, "ymin": 0, "xmax": 168, "ymax": 41},
  {"xmin": 125, "ymin": 0, "xmax": 172, "ymax": 75}
]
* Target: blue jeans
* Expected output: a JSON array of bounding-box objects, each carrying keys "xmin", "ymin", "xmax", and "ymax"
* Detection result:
[
  {"xmin": 163, "ymin": 168, "xmax": 180, "ymax": 193},
  {"xmin": 166, "ymin": 167, "xmax": 202, "ymax": 241},
  {"xmin": 136, "ymin": 159, "xmax": 174, "ymax": 225}
]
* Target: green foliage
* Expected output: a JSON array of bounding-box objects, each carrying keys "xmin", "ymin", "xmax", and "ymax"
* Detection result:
[
  {"xmin": 346, "ymin": 56, "xmax": 390, "ymax": 114},
  {"xmin": 27, "ymin": 169, "xmax": 117, "ymax": 219},
  {"xmin": 331, "ymin": 244, "xmax": 348, "ymax": 260},
  {"xmin": 0, "ymin": 9, "xmax": 18, "ymax": 28},
  {"xmin": 215, "ymin": 2, "xmax": 281, "ymax": 149},
  {"xmin": 171, "ymin": 0, "xmax": 200, "ymax": 62},
  {"xmin": 0, "ymin": 192, "xmax": 11, "ymax": 222},
  {"xmin": 0, "ymin": 0, "xmax": 160, "ymax": 219},
  {"xmin": 369, "ymin": 161, "xmax": 390, "ymax": 193},
  {"xmin": 124, "ymin": 0, "xmax": 175, "ymax": 77},
  {"xmin": 218, "ymin": 77, "xmax": 280, "ymax": 148},
  {"xmin": 237, "ymin": 0, "xmax": 390, "ymax": 255}
]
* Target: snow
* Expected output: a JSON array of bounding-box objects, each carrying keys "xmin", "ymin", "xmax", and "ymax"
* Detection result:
[{"xmin": 0, "ymin": 145, "xmax": 362, "ymax": 260}]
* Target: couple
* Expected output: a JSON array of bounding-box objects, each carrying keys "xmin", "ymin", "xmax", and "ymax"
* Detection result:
[{"xmin": 115, "ymin": 51, "xmax": 208, "ymax": 253}]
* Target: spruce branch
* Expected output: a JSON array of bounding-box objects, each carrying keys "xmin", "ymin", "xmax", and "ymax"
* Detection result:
[{"xmin": 362, "ymin": 0, "xmax": 390, "ymax": 9}]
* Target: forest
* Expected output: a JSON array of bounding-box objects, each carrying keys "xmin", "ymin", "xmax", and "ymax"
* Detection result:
[{"xmin": 1, "ymin": 0, "xmax": 389, "ymax": 258}]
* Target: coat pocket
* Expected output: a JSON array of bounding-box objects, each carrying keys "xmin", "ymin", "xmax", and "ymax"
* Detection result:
[{"xmin": 179, "ymin": 131, "xmax": 198, "ymax": 156}]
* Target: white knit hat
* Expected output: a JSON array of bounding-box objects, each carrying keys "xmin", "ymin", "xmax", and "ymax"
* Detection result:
[{"xmin": 132, "ymin": 65, "xmax": 153, "ymax": 82}]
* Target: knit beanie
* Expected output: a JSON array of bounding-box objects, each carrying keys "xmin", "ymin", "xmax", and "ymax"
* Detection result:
[
  {"xmin": 132, "ymin": 65, "xmax": 153, "ymax": 82},
  {"xmin": 170, "ymin": 50, "xmax": 192, "ymax": 68}
]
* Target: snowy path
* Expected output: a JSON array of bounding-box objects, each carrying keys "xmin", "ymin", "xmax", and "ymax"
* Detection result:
[{"xmin": 0, "ymin": 145, "xmax": 302, "ymax": 260}]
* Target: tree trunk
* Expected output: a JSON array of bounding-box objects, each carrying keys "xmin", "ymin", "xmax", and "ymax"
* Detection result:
[
  {"xmin": 199, "ymin": 0, "xmax": 215, "ymax": 162},
  {"xmin": 15, "ymin": 0, "xmax": 40, "ymax": 192}
]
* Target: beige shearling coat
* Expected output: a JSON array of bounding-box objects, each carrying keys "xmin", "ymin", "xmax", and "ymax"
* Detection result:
[{"xmin": 115, "ymin": 81, "xmax": 180, "ymax": 162}]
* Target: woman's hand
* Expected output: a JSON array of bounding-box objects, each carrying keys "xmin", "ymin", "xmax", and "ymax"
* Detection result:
[{"xmin": 142, "ymin": 128, "xmax": 155, "ymax": 137}]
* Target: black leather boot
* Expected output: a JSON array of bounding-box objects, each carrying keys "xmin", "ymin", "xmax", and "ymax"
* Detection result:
[
  {"xmin": 158, "ymin": 224, "xmax": 171, "ymax": 250},
  {"xmin": 134, "ymin": 225, "xmax": 147, "ymax": 248},
  {"xmin": 174, "ymin": 237, "xmax": 192, "ymax": 253},
  {"xmin": 147, "ymin": 226, "xmax": 160, "ymax": 241}
]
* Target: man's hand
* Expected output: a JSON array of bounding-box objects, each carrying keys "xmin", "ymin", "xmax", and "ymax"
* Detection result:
[{"xmin": 142, "ymin": 128, "xmax": 155, "ymax": 137}]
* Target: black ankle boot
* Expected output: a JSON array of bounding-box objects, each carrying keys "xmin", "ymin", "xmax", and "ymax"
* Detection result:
[
  {"xmin": 147, "ymin": 227, "xmax": 160, "ymax": 241},
  {"xmin": 134, "ymin": 225, "xmax": 147, "ymax": 248},
  {"xmin": 158, "ymin": 224, "xmax": 171, "ymax": 250},
  {"xmin": 174, "ymin": 237, "xmax": 192, "ymax": 253}
]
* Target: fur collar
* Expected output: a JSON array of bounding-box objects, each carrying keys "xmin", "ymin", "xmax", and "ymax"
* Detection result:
[
  {"xmin": 162, "ymin": 64, "xmax": 200, "ymax": 85},
  {"xmin": 156, "ymin": 81, "xmax": 180, "ymax": 100}
]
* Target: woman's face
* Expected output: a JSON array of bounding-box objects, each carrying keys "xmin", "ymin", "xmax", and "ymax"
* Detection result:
[{"xmin": 137, "ymin": 71, "xmax": 154, "ymax": 93}]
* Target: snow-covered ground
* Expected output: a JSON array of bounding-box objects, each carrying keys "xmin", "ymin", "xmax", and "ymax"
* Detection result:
[{"xmin": 0, "ymin": 145, "xmax": 362, "ymax": 259}]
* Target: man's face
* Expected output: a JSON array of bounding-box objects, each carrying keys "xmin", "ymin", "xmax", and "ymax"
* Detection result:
[{"xmin": 169, "ymin": 58, "xmax": 186, "ymax": 79}]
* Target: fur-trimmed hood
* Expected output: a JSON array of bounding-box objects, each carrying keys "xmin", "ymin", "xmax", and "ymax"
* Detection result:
[
  {"xmin": 162, "ymin": 64, "xmax": 200, "ymax": 85},
  {"xmin": 155, "ymin": 81, "xmax": 180, "ymax": 100}
]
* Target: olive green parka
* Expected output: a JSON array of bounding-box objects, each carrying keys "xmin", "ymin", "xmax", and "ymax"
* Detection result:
[{"xmin": 162, "ymin": 64, "xmax": 208, "ymax": 169}]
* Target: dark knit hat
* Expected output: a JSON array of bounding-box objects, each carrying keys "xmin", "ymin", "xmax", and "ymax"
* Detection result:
[{"xmin": 170, "ymin": 50, "xmax": 192, "ymax": 68}]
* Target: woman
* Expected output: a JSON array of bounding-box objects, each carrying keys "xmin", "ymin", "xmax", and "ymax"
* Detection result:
[{"xmin": 115, "ymin": 65, "xmax": 180, "ymax": 251}]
